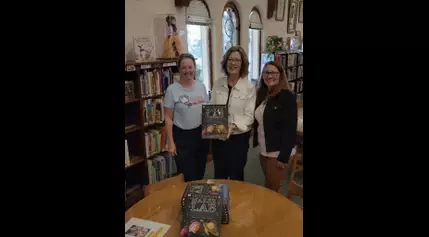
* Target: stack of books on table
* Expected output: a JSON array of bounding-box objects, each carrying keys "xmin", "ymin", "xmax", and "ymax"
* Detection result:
[{"xmin": 179, "ymin": 183, "xmax": 230, "ymax": 237}]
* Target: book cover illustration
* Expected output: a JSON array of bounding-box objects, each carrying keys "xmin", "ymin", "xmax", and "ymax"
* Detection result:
[
  {"xmin": 180, "ymin": 217, "xmax": 220, "ymax": 237},
  {"xmin": 125, "ymin": 218, "xmax": 171, "ymax": 237},
  {"xmin": 181, "ymin": 183, "xmax": 230, "ymax": 224},
  {"xmin": 201, "ymin": 105, "xmax": 228, "ymax": 139},
  {"xmin": 181, "ymin": 183, "xmax": 221, "ymax": 209},
  {"xmin": 133, "ymin": 36, "xmax": 155, "ymax": 62},
  {"xmin": 180, "ymin": 184, "xmax": 223, "ymax": 237},
  {"xmin": 181, "ymin": 183, "xmax": 208, "ymax": 210}
]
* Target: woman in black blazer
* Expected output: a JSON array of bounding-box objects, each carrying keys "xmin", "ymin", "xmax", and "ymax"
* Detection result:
[{"xmin": 253, "ymin": 61, "xmax": 297, "ymax": 192}]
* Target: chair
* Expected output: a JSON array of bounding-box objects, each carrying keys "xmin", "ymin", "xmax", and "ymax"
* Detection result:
[
  {"xmin": 143, "ymin": 173, "xmax": 185, "ymax": 197},
  {"xmin": 287, "ymin": 151, "xmax": 303, "ymax": 208}
]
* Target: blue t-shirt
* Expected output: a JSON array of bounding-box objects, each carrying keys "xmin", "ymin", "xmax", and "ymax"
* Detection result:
[{"xmin": 164, "ymin": 81, "xmax": 208, "ymax": 130}]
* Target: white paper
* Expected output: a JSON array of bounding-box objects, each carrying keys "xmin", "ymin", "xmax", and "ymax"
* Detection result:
[{"xmin": 125, "ymin": 218, "xmax": 171, "ymax": 237}]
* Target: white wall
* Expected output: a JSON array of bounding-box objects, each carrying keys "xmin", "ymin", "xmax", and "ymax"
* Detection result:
[{"xmin": 125, "ymin": 0, "xmax": 303, "ymax": 80}]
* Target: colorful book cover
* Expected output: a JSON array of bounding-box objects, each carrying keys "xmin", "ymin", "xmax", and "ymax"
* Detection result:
[
  {"xmin": 201, "ymin": 105, "xmax": 228, "ymax": 140},
  {"xmin": 180, "ymin": 183, "xmax": 223, "ymax": 237}
]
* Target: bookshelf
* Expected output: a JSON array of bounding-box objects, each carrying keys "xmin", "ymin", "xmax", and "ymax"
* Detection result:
[
  {"xmin": 261, "ymin": 51, "xmax": 304, "ymax": 95},
  {"xmin": 125, "ymin": 59, "xmax": 179, "ymax": 210},
  {"xmin": 275, "ymin": 51, "xmax": 303, "ymax": 95}
]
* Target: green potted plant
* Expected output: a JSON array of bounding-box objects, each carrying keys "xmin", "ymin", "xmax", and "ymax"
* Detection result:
[{"xmin": 266, "ymin": 35, "xmax": 284, "ymax": 54}]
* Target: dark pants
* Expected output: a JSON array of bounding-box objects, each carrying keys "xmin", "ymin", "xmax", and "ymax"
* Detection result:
[
  {"xmin": 173, "ymin": 125, "xmax": 208, "ymax": 182},
  {"xmin": 212, "ymin": 131, "xmax": 250, "ymax": 181}
]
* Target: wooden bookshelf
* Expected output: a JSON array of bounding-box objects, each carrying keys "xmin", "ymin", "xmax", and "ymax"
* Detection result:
[
  {"xmin": 274, "ymin": 50, "xmax": 303, "ymax": 95},
  {"xmin": 124, "ymin": 59, "xmax": 179, "ymax": 210}
]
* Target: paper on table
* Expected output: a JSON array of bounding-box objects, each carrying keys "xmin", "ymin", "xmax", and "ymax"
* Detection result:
[{"xmin": 125, "ymin": 218, "xmax": 171, "ymax": 237}]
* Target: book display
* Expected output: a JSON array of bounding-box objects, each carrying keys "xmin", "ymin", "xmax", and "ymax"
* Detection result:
[
  {"xmin": 125, "ymin": 59, "xmax": 180, "ymax": 210},
  {"xmin": 180, "ymin": 183, "xmax": 230, "ymax": 237},
  {"xmin": 201, "ymin": 105, "xmax": 229, "ymax": 140}
]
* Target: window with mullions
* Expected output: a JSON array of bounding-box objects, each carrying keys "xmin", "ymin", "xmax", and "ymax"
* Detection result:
[{"xmin": 222, "ymin": 3, "xmax": 240, "ymax": 54}]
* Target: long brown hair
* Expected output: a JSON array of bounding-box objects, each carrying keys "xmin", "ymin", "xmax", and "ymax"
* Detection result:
[{"xmin": 256, "ymin": 61, "xmax": 292, "ymax": 107}]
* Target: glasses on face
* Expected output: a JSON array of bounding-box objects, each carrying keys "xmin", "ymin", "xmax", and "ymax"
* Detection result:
[
  {"xmin": 262, "ymin": 71, "xmax": 280, "ymax": 77},
  {"xmin": 227, "ymin": 58, "xmax": 241, "ymax": 64}
]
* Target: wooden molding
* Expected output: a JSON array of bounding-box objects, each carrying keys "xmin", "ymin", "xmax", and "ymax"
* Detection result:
[
  {"xmin": 267, "ymin": 0, "xmax": 276, "ymax": 19},
  {"xmin": 175, "ymin": 0, "xmax": 191, "ymax": 7}
]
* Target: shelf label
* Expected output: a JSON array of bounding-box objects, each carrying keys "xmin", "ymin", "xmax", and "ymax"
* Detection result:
[
  {"xmin": 162, "ymin": 62, "xmax": 177, "ymax": 67},
  {"xmin": 125, "ymin": 65, "xmax": 136, "ymax": 72},
  {"xmin": 141, "ymin": 64, "xmax": 152, "ymax": 69}
]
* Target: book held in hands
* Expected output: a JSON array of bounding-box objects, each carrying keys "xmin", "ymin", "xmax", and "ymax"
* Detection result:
[{"xmin": 201, "ymin": 104, "xmax": 228, "ymax": 140}]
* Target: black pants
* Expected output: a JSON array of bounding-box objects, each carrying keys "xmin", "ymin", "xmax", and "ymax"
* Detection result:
[
  {"xmin": 212, "ymin": 131, "xmax": 250, "ymax": 181},
  {"xmin": 173, "ymin": 125, "xmax": 208, "ymax": 182}
]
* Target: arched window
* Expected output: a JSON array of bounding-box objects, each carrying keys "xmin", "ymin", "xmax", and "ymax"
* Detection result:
[
  {"xmin": 248, "ymin": 8, "xmax": 263, "ymax": 82},
  {"xmin": 186, "ymin": 0, "xmax": 213, "ymax": 91},
  {"xmin": 222, "ymin": 2, "xmax": 240, "ymax": 54}
]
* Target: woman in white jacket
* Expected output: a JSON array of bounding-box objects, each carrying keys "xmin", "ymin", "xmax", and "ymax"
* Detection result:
[{"xmin": 210, "ymin": 46, "xmax": 256, "ymax": 181}]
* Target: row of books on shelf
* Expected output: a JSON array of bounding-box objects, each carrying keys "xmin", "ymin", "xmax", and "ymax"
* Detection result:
[
  {"xmin": 147, "ymin": 153, "xmax": 177, "ymax": 184},
  {"xmin": 140, "ymin": 68, "xmax": 178, "ymax": 98},
  {"xmin": 125, "ymin": 139, "xmax": 143, "ymax": 167},
  {"xmin": 143, "ymin": 98, "xmax": 165, "ymax": 126},
  {"xmin": 297, "ymin": 65, "xmax": 303, "ymax": 78},
  {"xmin": 275, "ymin": 53, "xmax": 303, "ymax": 68},
  {"xmin": 145, "ymin": 128, "xmax": 168, "ymax": 158},
  {"xmin": 286, "ymin": 66, "xmax": 303, "ymax": 81},
  {"xmin": 290, "ymin": 80, "xmax": 304, "ymax": 92},
  {"xmin": 125, "ymin": 67, "xmax": 179, "ymax": 101},
  {"xmin": 125, "ymin": 127, "xmax": 169, "ymax": 168}
]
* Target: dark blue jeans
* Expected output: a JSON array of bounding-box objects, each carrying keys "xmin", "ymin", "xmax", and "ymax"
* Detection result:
[
  {"xmin": 212, "ymin": 131, "xmax": 250, "ymax": 181},
  {"xmin": 173, "ymin": 125, "xmax": 208, "ymax": 182}
]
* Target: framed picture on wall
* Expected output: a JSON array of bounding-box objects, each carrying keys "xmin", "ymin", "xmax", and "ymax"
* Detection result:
[
  {"xmin": 275, "ymin": 0, "xmax": 286, "ymax": 21},
  {"xmin": 298, "ymin": 1, "xmax": 303, "ymax": 23},
  {"xmin": 287, "ymin": 0, "xmax": 298, "ymax": 33}
]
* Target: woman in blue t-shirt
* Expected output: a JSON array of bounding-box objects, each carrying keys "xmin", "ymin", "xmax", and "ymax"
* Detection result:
[{"xmin": 164, "ymin": 53, "xmax": 209, "ymax": 182}]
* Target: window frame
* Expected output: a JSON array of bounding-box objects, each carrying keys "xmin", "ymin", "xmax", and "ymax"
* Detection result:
[
  {"xmin": 248, "ymin": 7, "xmax": 263, "ymax": 83},
  {"xmin": 185, "ymin": 0, "xmax": 214, "ymax": 90}
]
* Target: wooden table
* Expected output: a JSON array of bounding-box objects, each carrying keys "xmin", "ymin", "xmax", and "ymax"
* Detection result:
[{"xmin": 125, "ymin": 180, "xmax": 303, "ymax": 237}]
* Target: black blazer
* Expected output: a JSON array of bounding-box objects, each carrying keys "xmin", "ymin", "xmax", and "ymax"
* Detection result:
[{"xmin": 253, "ymin": 90, "xmax": 297, "ymax": 163}]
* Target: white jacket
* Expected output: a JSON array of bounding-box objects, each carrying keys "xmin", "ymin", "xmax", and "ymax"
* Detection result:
[{"xmin": 210, "ymin": 77, "xmax": 256, "ymax": 134}]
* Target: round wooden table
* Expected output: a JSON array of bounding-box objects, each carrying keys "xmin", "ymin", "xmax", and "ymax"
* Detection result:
[{"xmin": 125, "ymin": 179, "xmax": 303, "ymax": 237}]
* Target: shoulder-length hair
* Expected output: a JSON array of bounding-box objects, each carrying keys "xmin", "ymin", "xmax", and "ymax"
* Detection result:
[
  {"xmin": 220, "ymin": 46, "xmax": 249, "ymax": 78},
  {"xmin": 256, "ymin": 61, "xmax": 293, "ymax": 107},
  {"xmin": 177, "ymin": 53, "xmax": 196, "ymax": 67}
]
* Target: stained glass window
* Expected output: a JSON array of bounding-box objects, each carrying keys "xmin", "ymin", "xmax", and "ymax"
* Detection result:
[{"xmin": 222, "ymin": 5, "xmax": 239, "ymax": 54}]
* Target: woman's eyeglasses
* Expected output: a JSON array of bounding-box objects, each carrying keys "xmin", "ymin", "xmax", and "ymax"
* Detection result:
[
  {"xmin": 262, "ymin": 71, "xmax": 280, "ymax": 76},
  {"xmin": 227, "ymin": 58, "xmax": 241, "ymax": 64}
]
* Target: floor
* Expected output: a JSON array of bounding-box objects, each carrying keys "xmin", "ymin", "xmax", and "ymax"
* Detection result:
[{"xmin": 203, "ymin": 139, "xmax": 303, "ymax": 206}]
